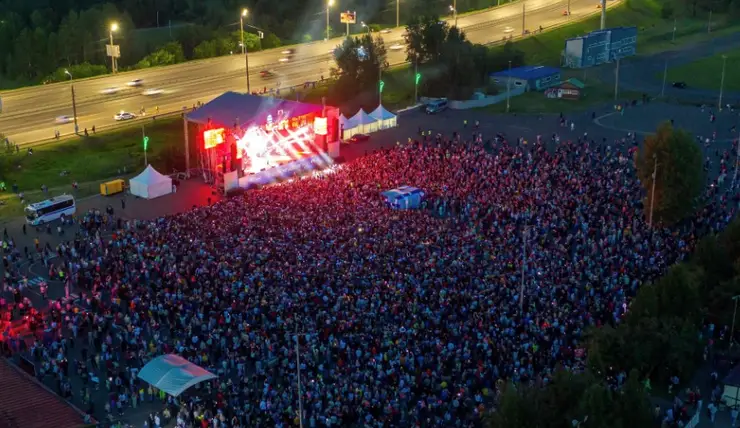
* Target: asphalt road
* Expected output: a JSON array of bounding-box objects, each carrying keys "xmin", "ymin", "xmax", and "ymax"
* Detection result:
[
  {"xmin": 605, "ymin": 32, "xmax": 740, "ymax": 104},
  {"xmin": 0, "ymin": 0, "xmax": 618, "ymax": 145}
]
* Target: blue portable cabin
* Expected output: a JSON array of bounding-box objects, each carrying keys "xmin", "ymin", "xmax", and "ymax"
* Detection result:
[
  {"xmin": 381, "ymin": 186, "xmax": 425, "ymax": 210},
  {"xmin": 489, "ymin": 66, "xmax": 561, "ymax": 92}
]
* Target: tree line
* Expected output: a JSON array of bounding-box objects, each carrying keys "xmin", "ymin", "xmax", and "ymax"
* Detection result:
[{"xmin": 0, "ymin": 0, "xmax": 516, "ymax": 88}]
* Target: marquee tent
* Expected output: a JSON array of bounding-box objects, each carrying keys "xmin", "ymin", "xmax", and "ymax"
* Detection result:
[
  {"xmin": 381, "ymin": 186, "xmax": 425, "ymax": 210},
  {"xmin": 137, "ymin": 354, "xmax": 217, "ymax": 397},
  {"xmin": 345, "ymin": 109, "xmax": 379, "ymax": 136},
  {"xmin": 369, "ymin": 105, "xmax": 397, "ymax": 129},
  {"xmin": 129, "ymin": 165, "xmax": 173, "ymax": 199}
]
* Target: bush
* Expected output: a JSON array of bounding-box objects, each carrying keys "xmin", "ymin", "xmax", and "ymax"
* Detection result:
[
  {"xmin": 44, "ymin": 62, "xmax": 108, "ymax": 83},
  {"xmin": 262, "ymin": 33, "xmax": 282, "ymax": 49},
  {"xmin": 136, "ymin": 42, "xmax": 186, "ymax": 69}
]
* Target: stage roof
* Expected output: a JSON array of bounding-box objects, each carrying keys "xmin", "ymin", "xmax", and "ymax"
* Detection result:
[{"xmin": 186, "ymin": 92, "xmax": 325, "ymax": 128}]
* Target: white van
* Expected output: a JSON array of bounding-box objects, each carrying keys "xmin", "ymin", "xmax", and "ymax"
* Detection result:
[{"xmin": 425, "ymin": 99, "xmax": 448, "ymax": 114}]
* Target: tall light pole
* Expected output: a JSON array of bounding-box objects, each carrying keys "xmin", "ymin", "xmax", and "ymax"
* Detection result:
[
  {"xmin": 64, "ymin": 69, "xmax": 79, "ymax": 134},
  {"xmin": 649, "ymin": 154, "xmax": 658, "ymax": 227},
  {"xmin": 240, "ymin": 8, "xmax": 247, "ymax": 55},
  {"xmin": 519, "ymin": 226, "xmax": 531, "ymax": 314},
  {"xmin": 719, "ymin": 55, "xmax": 727, "ymax": 111},
  {"xmin": 600, "ymin": 0, "xmax": 606, "ymax": 29},
  {"xmin": 506, "ymin": 60, "xmax": 512, "ymax": 113},
  {"xmin": 361, "ymin": 21, "xmax": 371, "ymax": 35},
  {"xmin": 521, "ymin": 0, "xmax": 526, "ymax": 35},
  {"xmin": 396, "ymin": 0, "xmax": 400, "ymax": 27},
  {"xmin": 326, "ymin": 0, "xmax": 334, "ymax": 40},
  {"xmin": 672, "ymin": 18, "xmax": 676, "ymax": 42},
  {"xmin": 109, "ymin": 22, "xmax": 119, "ymax": 73},
  {"xmin": 730, "ymin": 295, "xmax": 740, "ymax": 349},
  {"xmin": 452, "ymin": 0, "xmax": 458, "ymax": 27},
  {"xmin": 241, "ymin": 9, "xmax": 251, "ymax": 93},
  {"xmin": 613, "ymin": 57, "xmax": 620, "ymax": 100}
]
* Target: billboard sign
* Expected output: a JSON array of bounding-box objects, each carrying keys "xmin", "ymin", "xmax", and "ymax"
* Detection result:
[
  {"xmin": 563, "ymin": 26, "xmax": 636, "ymax": 69},
  {"xmin": 340, "ymin": 11, "xmax": 356, "ymax": 24},
  {"xmin": 106, "ymin": 44, "xmax": 121, "ymax": 58},
  {"xmin": 203, "ymin": 128, "xmax": 225, "ymax": 149}
]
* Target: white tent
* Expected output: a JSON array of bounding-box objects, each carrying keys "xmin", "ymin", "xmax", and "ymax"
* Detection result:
[
  {"xmin": 129, "ymin": 165, "xmax": 173, "ymax": 199},
  {"xmin": 339, "ymin": 114, "xmax": 357, "ymax": 139},
  {"xmin": 369, "ymin": 105, "xmax": 397, "ymax": 129},
  {"xmin": 137, "ymin": 354, "xmax": 217, "ymax": 397},
  {"xmin": 349, "ymin": 109, "xmax": 379, "ymax": 135},
  {"xmin": 381, "ymin": 186, "xmax": 424, "ymax": 210}
]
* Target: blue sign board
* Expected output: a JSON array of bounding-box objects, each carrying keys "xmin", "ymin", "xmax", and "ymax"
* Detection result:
[{"xmin": 563, "ymin": 26, "xmax": 637, "ymax": 69}]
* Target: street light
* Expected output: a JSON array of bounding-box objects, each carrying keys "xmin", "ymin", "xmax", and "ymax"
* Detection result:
[
  {"xmin": 240, "ymin": 8, "xmax": 248, "ymax": 55},
  {"xmin": 396, "ymin": 0, "xmax": 400, "ymax": 27},
  {"xmin": 506, "ymin": 60, "xmax": 512, "ymax": 113},
  {"xmin": 64, "ymin": 69, "xmax": 79, "ymax": 134},
  {"xmin": 361, "ymin": 21, "xmax": 371, "ymax": 35},
  {"xmin": 649, "ymin": 154, "xmax": 659, "ymax": 227},
  {"xmin": 109, "ymin": 22, "xmax": 119, "ymax": 73},
  {"xmin": 240, "ymin": 9, "xmax": 251, "ymax": 93},
  {"xmin": 326, "ymin": 0, "xmax": 334, "ymax": 40},
  {"xmin": 449, "ymin": 4, "xmax": 457, "ymax": 27},
  {"xmin": 719, "ymin": 55, "xmax": 728, "ymax": 111}
]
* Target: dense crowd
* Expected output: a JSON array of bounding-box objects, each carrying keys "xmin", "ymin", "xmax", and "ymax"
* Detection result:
[{"xmin": 0, "ymin": 132, "xmax": 736, "ymax": 427}]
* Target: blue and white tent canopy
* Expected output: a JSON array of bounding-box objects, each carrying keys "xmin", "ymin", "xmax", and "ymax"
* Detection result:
[
  {"xmin": 137, "ymin": 354, "xmax": 217, "ymax": 397},
  {"xmin": 381, "ymin": 185, "xmax": 425, "ymax": 210},
  {"xmin": 369, "ymin": 104, "xmax": 397, "ymax": 129}
]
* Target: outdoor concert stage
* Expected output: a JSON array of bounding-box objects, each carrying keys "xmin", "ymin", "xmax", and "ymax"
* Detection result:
[{"xmin": 184, "ymin": 92, "xmax": 340, "ymax": 191}]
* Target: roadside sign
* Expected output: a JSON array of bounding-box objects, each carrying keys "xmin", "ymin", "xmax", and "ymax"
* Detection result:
[
  {"xmin": 340, "ymin": 11, "xmax": 356, "ymax": 24},
  {"xmin": 258, "ymin": 31, "xmax": 264, "ymax": 39},
  {"xmin": 106, "ymin": 44, "xmax": 121, "ymax": 58}
]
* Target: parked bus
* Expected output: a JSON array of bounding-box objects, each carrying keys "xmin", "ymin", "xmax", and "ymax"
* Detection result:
[{"xmin": 25, "ymin": 195, "xmax": 76, "ymax": 225}]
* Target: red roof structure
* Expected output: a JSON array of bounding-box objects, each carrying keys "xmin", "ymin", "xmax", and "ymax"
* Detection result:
[{"xmin": 0, "ymin": 357, "xmax": 85, "ymax": 428}]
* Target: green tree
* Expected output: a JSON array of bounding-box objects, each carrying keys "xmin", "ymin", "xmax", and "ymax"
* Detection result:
[
  {"xmin": 136, "ymin": 41, "xmax": 185, "ymax": 68},
  {"xmin": 636, "ymin": 121, "xmax": 704, "ymax": 226},
  {"xmin": 331, "ymin": 34, "xmax": 388, "ymax": 102}
]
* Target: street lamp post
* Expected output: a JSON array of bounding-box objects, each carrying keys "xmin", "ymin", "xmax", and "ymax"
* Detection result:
[
  {"xmin": 453, "ymin": 0, "xmax": 458, "ymax": 27},
  {"xmin": 649, "ymin": 154, "xmax": 659, "ymax": 227},
  {"xmin": 730, "ymin": 295, "xmax": 740, "ymax": 348},
  {"xmin": 614, "ymin": 57, "xmax": 620, "ymax": 100},
  {"xmin": 719, "ymin": 55, "xmax": 727, "ymax": 111},
  {"xmin": 661, "ymin": 60, "xmax": 668, "ymax": 98},
  {"xmin": 64, "ymin": 70, "xmax": 79, "ymax": 134},
  {"xmin": 241, "ymin": 9, "xmax": 251, "ymax": 93},
  {"xmin": 240, "ymin": 8, "xmax": 247, "ymax": 55},
  {"xmin": 326, "ymin": 0, "xmax": 334, "ymax": 40},
  {"xmin": 522, "ymin": 0, "xmax": 526, "ymax": 35},
  {"xmin": 600, "ymin": 0, "xmax": 606, "ymax": 29},
  {"xmin": 396, "ymin": 0, "xmax": 400, "ymax": 27},
  {"xmin": 109, "ymin": 22, "xmax": 119, "ymax": 73},
  {"xmin": 361, "ymin": 21, "xmax": 371, "ymax": 35},
  {"xmin": 506, "ymin": 60, "xmax": 512, "ymax": 113},
  {"xmin": 449, "ymin": 6, "xmax": 457, "ymax": 28}
]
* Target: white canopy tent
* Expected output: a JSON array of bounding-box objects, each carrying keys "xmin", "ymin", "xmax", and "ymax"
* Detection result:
[
  {"xmin": 346, "ymin": 109, "xmax": 379, "ymax": 136},
  {"xmin": 129, "ymin": 165, "xmax": 173, "ymax": 199},
  {"xmin": 369, "ymin": 105, "xmax": 397, "ymax": 129},
  {"xmin": 137, "ymin": 354, "xmax": 217, "ymax": 397}
]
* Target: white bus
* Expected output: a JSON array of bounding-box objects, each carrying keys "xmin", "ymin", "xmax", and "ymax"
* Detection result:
[{"xmin": 25, "ymin": 195, "xmax": 76, "ymax": 225}]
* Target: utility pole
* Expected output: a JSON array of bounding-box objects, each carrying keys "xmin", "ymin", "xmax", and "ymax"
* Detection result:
[
  {"xmin": 708, "ymin": 10, "xmax": 712, "ymax": 33},
  {"xmin": 519, "ymin": 226, "xmax": 530, "ymax": 314},
  {"xmin": 649, "ymin": 155, "xmax": 658, "ymax": 227},
  {"xmin": 719, "ymin": 55, "xmax": 727, "ymax": 111},
  {"xmin": 295, "ymin": 331, "xmax": 304, "ymax": 428},
  {"xmin": 240, "ymin": 9, "xmax": 246, "ymax": 55},
  {"xmin": 672, "ymin": 18, "xmax": 676, "ymax": 42},
  {"xmin": 613, "ymin": 58, "xmax": 620, "ymax": 100},
  {"xmin": 522, "ymin": 1, "xmax": 526, "ymax": 35},
  {"xmin": 142, "ymin": 126, "xmax": 148, "ymax": 166},
  {"xmin": 567, "ymin": 0, "xmax": 571, "ymax": 17},
  {"xmin": 71, "ymin": 85, "xmax": 79, "ymax": 134},
  {"xmin": 396, "ymin": 0, "xmax": 400, "ymax": 27},
  {"xmin": 731, "ymin": 295, "xmax": 740, "ymax": 348},
  {"xmin": 326, "ymin": 0, "xmax": 334, "ymax": 40},
  {"xmin": 454, "ymin": 0, "xmax": 458, "ymax": 27},
  {"xmin": 661, "ymin": 60, "xmax": 668, "ymax": 98},
  {"xmin": 506, "ymin": 60, "xmax": 512, "ymax": 113},
  {"xmin": 732, "ymin": 138, "xmax": 740, "ymax": 190},
  {"xmin": 241, "ymin": 9, "xmax": 251, "ymax": 92},
  {"xmin": 600, "ymin": 0, "xmax": 606, "ymax": 29}
]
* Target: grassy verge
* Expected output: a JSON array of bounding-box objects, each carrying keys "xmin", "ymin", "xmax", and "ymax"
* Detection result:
[
  {"xmin": 0, "ymin": 117, "xmax": 187, "ymax": 219},
  {"xmin": 663, "ymin": 50, "xmax": 740, "ymax": 92},
  {"xmin": 498, "ymin": 0, "xmax": 731, "ymax": 67},
  {"xmin": 481, "ymin": 70, "xmax": 643, "ymax": 114}
]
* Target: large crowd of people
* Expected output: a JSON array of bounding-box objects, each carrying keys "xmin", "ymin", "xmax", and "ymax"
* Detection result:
[{"xmin": 0, "ymin": 131, "xmax": 736, "ymax": 427}]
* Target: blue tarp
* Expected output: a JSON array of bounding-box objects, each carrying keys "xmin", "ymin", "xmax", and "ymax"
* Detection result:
[
  {"xmin": 186, "ymin": 92, "xmax": 324, "ymax": 128},
  {"xmin": 137, "ymin": 354, "xmax": 217, "ymax": 397},
  {"xmin": 381, "ymin": 186, "xmax": 424, "ymax": 210}
]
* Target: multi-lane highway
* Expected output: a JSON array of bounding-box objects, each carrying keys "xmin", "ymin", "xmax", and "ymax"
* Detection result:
[{"xmin": 0, "ymin": 0, "xmax": 616, "ymax": 145}]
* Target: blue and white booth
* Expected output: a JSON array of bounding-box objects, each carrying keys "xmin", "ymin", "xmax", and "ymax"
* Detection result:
[{"xmin": 381, "ymin": 186, "xmax": 424, "ymax": 210}]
